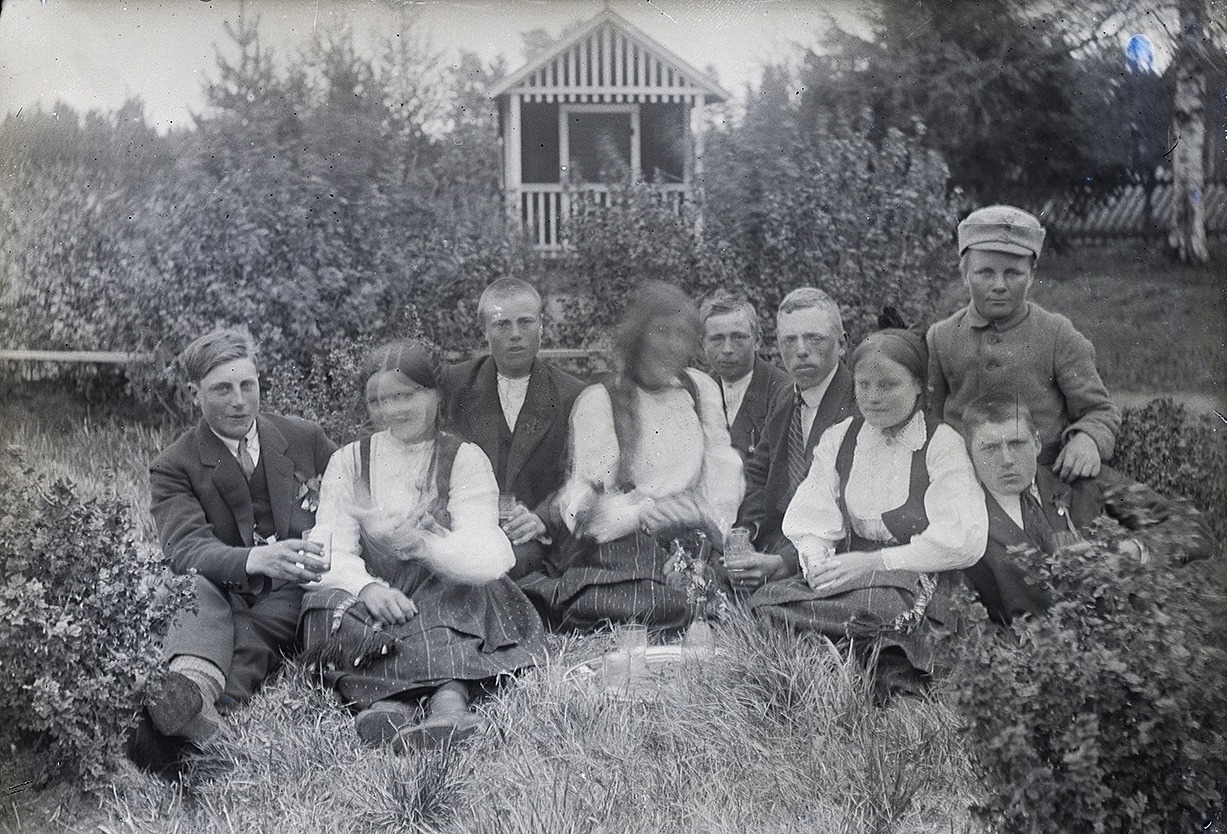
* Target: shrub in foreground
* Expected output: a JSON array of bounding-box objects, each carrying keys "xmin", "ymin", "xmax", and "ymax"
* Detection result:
[
  {"xmin": 0, "ymin": 447, "xmax": 194, "ymax": 789},
  {"xmin": 941, "ymin": 516, "xmax": 1227, "ymax": 833},
  {"xmin": 1114, "ymin": 397, "xmax": 1227, "ymax": 542}
]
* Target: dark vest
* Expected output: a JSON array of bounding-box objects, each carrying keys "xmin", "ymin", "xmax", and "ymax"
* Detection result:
[
  {"xmin": 247, "ymin": 454, "xmax": 276, "ymax": 542},
  {"xmin": 833, "ymin": 416, "xmax": 936, "ymax": 552},
  {"xmin": 359, "ymin": 431, "xmax": 463, "ymax": 530},
  {"xmin": 352, "ymin": 431, "xmax": 465, "ymax": 588}
]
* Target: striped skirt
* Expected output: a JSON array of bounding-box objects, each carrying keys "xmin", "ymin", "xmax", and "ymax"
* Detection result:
[
  {"xmin": 300, "ymin": 563, "xmax": 547, "ymax": 709},
  {"xmin": 519, "ymin": 529, "xmax": 727, "ymax": 633},
  {"xmin": 748, "ymin": 571, "xmax": 950, "ymax": 674}
]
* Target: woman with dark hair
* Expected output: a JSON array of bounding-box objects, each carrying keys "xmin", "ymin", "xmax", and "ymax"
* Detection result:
[
  {"xmin": 521, "ymin": 282, "xmax": 744, "ymax": 631},
  {"xmin": 300, "ymin": 340, "xmax": 546, "ymax": 751},
  {"xmin": 751, "ymin": 329, "xmax": 986, "ymax": 691}
]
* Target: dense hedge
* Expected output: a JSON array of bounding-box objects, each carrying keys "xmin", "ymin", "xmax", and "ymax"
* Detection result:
[
  {"xmin": 941, "ymin": 527, "xmax": 1226, "ymax": 833},
  {"xmin": 940, "ymin": 399, "xmax": 1226, "ymax": 833},
  {"xmin": 0, "ymin": 449, "xmax": 194, "ymax": 789},
  {"xmin": 1113, "ymin": 398, "xmax": 1227, "ymax": 543}
]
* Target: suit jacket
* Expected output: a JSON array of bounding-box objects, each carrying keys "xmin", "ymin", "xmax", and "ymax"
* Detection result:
[
  {"xmin": 150, "ymin": 413, "xmax": 336, "ymax": 595},
  {"xmin": 736, "ymin": 363, "xmax": 858, "ymax": 548},
  {"xmin": 441, "ymin": 355, "xmax": 585, "ymax": 520},
  {"xmin": 718, "ymin": 357, "xmax": 792, "ymax": 460},
  {"xmin": 966, "ymin": 466, "xmax": 1213, "ymax": 624}
]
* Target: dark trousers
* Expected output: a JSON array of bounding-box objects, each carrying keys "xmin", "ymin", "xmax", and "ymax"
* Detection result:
[{"xmin": 163, "ymin": 575, "xmax": 303, "ymax": 704}]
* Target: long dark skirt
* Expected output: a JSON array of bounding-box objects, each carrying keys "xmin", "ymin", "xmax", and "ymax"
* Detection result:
[
  {"xmin": 749, "ymin": 570, "xmax": 949, "ymax": 674},
  {"xmin": 300, "ymin": 561, "xmax": 547, "ymax": 709},
  {"xmin": 519, "ymin": 529, "xmax": 727, "ymax": 633}
]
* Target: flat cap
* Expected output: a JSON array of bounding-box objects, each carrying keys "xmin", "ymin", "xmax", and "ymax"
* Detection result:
[{"xmin": 957, "ymin": 205, "xmax": 1045, "ymax": 258}]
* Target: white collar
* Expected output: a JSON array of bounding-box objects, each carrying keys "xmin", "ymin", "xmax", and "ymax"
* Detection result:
[
  {"xmin": 210, "ymin": 419, "xmax": 258, "ymax": 457},
  {"xmin": 798, "ymin": 365, "xmax": 839, "ymax": 409},
  {"xmin": 859, "ymin": 410, "xmax": 926, "ymax": 452}
]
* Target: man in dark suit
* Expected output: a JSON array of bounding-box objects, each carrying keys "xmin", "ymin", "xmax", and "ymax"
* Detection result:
[
  {"xmin": 700, "ymin": 292, "xmax": 791, "ymax": 460},
  {"xmin": 727, "ymin": 288, "xmax": 858, "ymax": 593},
  {"xmin": 961, "ymin": 394, "xmax": 1212, "ymax": 625},
  {"xmin": 138, "ymin": 329, "xmax": 335, "ymax": 757},
  {"xmin": 441, "ymin": 278, "xmax": 585, "ymax": 579}
]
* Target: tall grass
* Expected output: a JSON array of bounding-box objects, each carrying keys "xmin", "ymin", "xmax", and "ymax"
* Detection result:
[
  {"xmin": 99, "ymin": 615, "xmax": 978, "ymax": 834},
  {"xmin": 3, "ymin": 386, "xmax": 178, "ymax": 539},
  {"xmin": 2, "ymin": 387, "xmax": 980, "ymax": 833}
]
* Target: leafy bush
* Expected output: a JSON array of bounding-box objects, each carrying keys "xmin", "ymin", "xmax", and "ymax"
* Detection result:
[
  {"xmin": 554, "ymin": 107, "xmax": 956, "ymax": 352},
  {"xmin": 553, "ymin": 183, "xmax": 739, "ymax": 348},
  {"xmin": 0, "ymin": 21, "xmax": 525, "ymax": 417},
  {"xmin": 940, "ymin": 517, "xmax": 1227, "ymax": 833},
  {"xmin": 0, "ymin": 447, "xmax": 194, "ymax": 789},
  {"xmin": 704, "ymin": 84, "xmax": 959, "ymax": 347},
  {"xmin": 1113, "ymin": 398, "xmax": 1227, "ymax": 542}
]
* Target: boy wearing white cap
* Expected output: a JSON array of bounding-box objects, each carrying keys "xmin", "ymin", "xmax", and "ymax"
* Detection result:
[{"xmin": 926, "ymin": 205, "xmax": 1121, "ymax": 483}]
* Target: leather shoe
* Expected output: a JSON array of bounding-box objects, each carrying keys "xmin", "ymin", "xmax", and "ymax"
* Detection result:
[
  {"xmin": 354, "ymin": 700, "xmax": 421, "ymax": 747},
  {"xmin": 148, "ymin": 671, "xmax": 221, "ymax": 741},
  {"xmin": 391, "ymin": 710, "xmax": 489, "ymax": 752}
]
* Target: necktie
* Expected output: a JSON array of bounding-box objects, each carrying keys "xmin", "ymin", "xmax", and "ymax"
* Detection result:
[
  {"xmin": 1020, "ymin": 488, "xmax": 1055, "ymax": 553},
  {"xmin": 237, "ymin": 437, "xmax": 256, "ymax": 480},
  {"xmin": 786, "ymin": 389, "xmax": 808, "ymax": 496}
]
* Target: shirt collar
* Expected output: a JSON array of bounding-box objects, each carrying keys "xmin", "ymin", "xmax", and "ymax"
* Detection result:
[
  {"xmin": 497, "ymin": 371, "xmax": 531, "ymax": 389},
  {"xmin": 860, "ymin": 410, "xmax": 927, "ymax": 452},
  {"xmin": 210, "ymin": 418, "xmax": 258, "ymax": 457},
  {"xmin": 966, "ymin": 300, "xmax": 1032, "ymax": 331},
  {"xmin": 798, "ymin": 365, "xmax": 839, "ymax": 409},
  {"xmin": 721, "ymin": 368, "xmax": 753, "ymax": 394}
]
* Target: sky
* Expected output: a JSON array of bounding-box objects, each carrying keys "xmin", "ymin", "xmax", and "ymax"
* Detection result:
[{"xmin": 0, "ymin": 0, "xmax": 871, "ymax": 133}]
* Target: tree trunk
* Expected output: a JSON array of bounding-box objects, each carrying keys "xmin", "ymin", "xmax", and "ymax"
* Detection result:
[{"xmin": 1168, "ymin": 0, "xmax": 1211, "ymax": 262}]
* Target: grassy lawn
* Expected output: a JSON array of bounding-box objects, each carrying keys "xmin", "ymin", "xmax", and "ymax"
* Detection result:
[
  {"xmin": 0, "ymin": 389, "xmax": 979, "ymax": 834},
  {"xmin": 2, "ymin": 243, "xmax": 1223, "ymax": 833},
  {"xmin": 932, "ymin": 243, "xmax": 1227, "ymax": 408}
]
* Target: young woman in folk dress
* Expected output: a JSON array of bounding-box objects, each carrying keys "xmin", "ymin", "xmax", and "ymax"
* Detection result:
[
  {"xmin": 521, "ymin": 282, "xmax": 744, "ymax": 631},
  {"xmin": 301, "ymin": 340, "xmax": 546, "ymax": 751},
  {"xmin": 751, "ymin": 329, "xmax": 987, "ymax": 693}
]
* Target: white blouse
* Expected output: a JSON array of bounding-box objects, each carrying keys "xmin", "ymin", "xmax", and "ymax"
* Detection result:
[
  {"xmin": 782, "ymin": 413, "xmax": 987, "ymax": 572},
  {"xmin": 309, "ymin": 432, "xmax": 514, "ymax": 595},
  {"xmin": 560, "ymin": 368, "xmax": 745, "ymax": 543}
]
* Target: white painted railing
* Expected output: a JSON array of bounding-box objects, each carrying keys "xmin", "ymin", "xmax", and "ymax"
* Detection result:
[{"xmin": 515, "ymin": 183, "xmax": 688, "ymax": 251}]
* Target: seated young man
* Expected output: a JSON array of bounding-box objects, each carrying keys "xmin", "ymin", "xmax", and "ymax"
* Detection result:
[
  {"xmin": 134, "ymin": 329, "xmax": 335, "ymax": 767},
  {"xmin": 927, "ymin": 205, "xmax": 1121, "ymax": 483},
  {"xmin": 960, "ymin": 394, "xmax": 1213, "ymax": 625}
]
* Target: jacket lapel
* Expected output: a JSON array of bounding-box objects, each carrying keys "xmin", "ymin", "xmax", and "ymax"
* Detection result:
[
  {"xmin": 807, "ymin": 363, "xmax": 854, "ymax": 455},
  {"xmin": 506, "ymin": 362, "xmax": 555, "ymax": 487},
  {"xmin": 1035, "ymin": 469, "xmax": 1077, "ymax": 532},
  {"xmin": 729, "ymin": 360, "xmax": 767, "ymax": 440},
  {"xmin": 258, "ymin": 417, "xmax": 297, "ymax": 539},
  {"xmin": 985, "ymin": 491, "xmax": 1028, "ymax": 543},
  {"xmin": 466, "ymin": 357, "xmax": 508, "ymax": 463},
  {"xmin": 198, "ymin": 421, "xmax": 255, "ymax": 547}
]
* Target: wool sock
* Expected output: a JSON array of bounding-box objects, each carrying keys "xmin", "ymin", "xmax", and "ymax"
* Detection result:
[{"xmin": 165, "ymin": 655, "xmax": 225, "ymax": 740}]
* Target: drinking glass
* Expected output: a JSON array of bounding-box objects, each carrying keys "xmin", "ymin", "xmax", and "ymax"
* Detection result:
[
  {"xmin": 602, "ymin": 650, "xmax": 631, "ymax": 692},
  {"xmin": 724, "ymin": 527, "xmax": 752, "ymax": 564}
]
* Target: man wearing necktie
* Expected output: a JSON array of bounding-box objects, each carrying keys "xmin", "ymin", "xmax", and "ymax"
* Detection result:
[
  {"xmin": 134, "ymin": 329, "xmax": 335, "ymax": 769},
  {"xmin": 729, "ymin": 288, "xmax": 858, "ymax": 592},
  {"xmin": 699, "ymin": 292, "xmax": 790, "ymax": 461},
  {"xmin": 960, "ymin": 394, "xmax": 1212, "ymax": 625},
  {"xmin": 441, "ymin": 278, "xmax": 585, "ymax": 580}
]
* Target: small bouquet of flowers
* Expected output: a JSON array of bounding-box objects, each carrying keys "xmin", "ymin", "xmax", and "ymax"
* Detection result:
[
  {"xmin": 663, "ymin": 530, "xmax": 730, "ymax": 626},
  {"xmin": 295, "ymin": 472, "xmax": 323, "ymax": 514}
]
